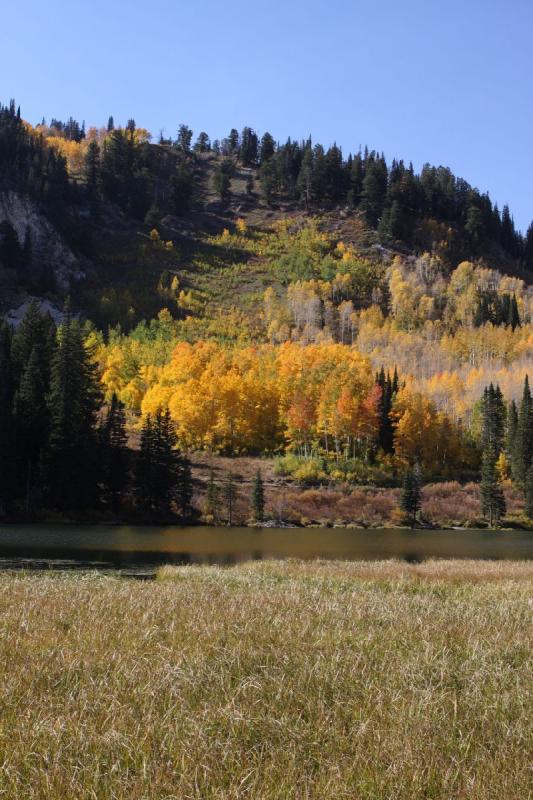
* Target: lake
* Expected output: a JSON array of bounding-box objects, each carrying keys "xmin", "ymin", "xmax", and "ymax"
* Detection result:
[{"xmin": 0, "ymin": 525, "xmax": 531, "ymax": 573}]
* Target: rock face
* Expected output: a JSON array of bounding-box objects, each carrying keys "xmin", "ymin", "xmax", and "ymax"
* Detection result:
[
  {"xmin": 0, "ymin": 191, "xmax": 84, "ymax": 288},
  {"xmin": 6, "ymin": 297, "xmax": 64, "ymax": 328}
]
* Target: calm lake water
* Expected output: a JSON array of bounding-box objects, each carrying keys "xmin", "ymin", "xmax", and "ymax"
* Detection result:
[{"xmin": 0, "ymin": 525, "xmax": 531, "ymax": 572}]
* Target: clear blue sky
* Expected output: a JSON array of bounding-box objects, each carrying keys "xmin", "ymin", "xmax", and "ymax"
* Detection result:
[{"xmin": 2, "ymin": 0, "xmax": 532, "ymax": 231}]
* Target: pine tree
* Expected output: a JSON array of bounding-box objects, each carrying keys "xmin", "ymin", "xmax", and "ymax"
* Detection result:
[
  {"xmin": 213, "ymin": 159, "xmax": 233, "ymax": 201},
  {"xmin": 134, "ymin": 409, "xmax": 191, "ymax": 518},
  {"xmin": 512, "ymin": 376, "xmax": 532, "ymax": 485},
  {"xmin": 227, "ymin": 129, "xmax": 239, "ymax": 154},
  {"xmin": 481, "ymin": 384, "xmax": 506, "ymax": 456},
  {"xmin": 508, "ymin": 294, "xmax": 520, "ymax": 330},
  {"xmin": 251, "ymin": 469, "xmax": 265, "ymax": 522},
  {"xmin": 359, "ymin": 155, "xmax": 387, "ymax": 227},
  {"xmin": 524, "ymin": 465, "xmax": 533, "ymax": 519},
  {"xmin": 44, "ymin": 304, "xmax": 102, "ymax": 510},
  {"xmin": 259, "ymin": 132, "xmax": 275, "ymax": 163},
  {"xmin": 0, "ymin": 321, "xmax": 13, "ymax": 517},
  {"xmin": 506, "ymin": 400, "xmax": 518, "ymax": 458},
  {"xmin": 11, "ymin": 300, "xmax": 56, "ymax": 385},
  {"xmin": 176, "ymin": 124, "xmax": 193, "ymax": 153},
  {"xmin": 14, "ymin": 348, "xmax": 48, "ymax": 512},
  {"xmin": 175, "ymin": 447, "xmax": 193, "ymax": 519},
  {"xmin": 376, "ymin": 368, "xmax": 395, "ymax": 453},
  {"xmin": 84, "ymin": 140, "xmax": 101, "ymax": 214},
  {"xmin": 239, "ymin": 127, "xmax": 258, "ymax": 166},
  {"xmin": 400, "ymin": 465, "xmax": 422, "ymax": 526},
  {"xmin": 100, "ymin": 393, "xmax": 128, "ymax": 512},
  {"xmin": 194, "ymin": 132, "xmax": 211, "ymax": 153},
  {"xmin": 480, "ymin": 448, "xmax": 506, "ymax": 526},
  {"xmin": 259, "ymin": 158, "xmax": 276, "ymax": 205},
  {"xmin": 296, "ymin": 148, "xmax": 314, "ymax": 208},
  {"xmin": 525, "ymin": 222, "xmax": 533, "ymax": 272},
  {"xmin": 203, "ymin": 468, "xmax": 219, "ymax": 521},
  {"xmin": 222, "ymin": 472, "xmax": 237, "ymax": 526}
]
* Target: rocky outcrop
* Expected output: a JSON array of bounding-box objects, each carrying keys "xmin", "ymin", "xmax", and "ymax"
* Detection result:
[
  {"xmin": 0, "ymin": 191, "xmax": 84, "ymax": 288},
  {"xmin": 6, "ymin": 297, "xmax": 64, "ymax": 328}
]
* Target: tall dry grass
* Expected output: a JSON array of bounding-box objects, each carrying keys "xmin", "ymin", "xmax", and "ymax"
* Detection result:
[{"xmin": 0, "ymin": 560, "xmax": 531, "ymax": 798}]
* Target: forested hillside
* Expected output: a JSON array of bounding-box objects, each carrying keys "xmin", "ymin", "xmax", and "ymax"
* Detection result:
[{"xmin": 1, "ymin": 99, "xmax": 532, "ymax": 526}]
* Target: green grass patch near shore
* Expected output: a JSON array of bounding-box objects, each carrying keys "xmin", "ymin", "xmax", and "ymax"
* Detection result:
[{"xmin": 0, "ymin": 560, "xmax": 531, "ymax": 798}]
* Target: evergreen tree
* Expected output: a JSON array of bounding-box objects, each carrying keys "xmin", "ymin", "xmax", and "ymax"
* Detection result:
[
  {"xmin": 11, "ymin": 300, "xmax": 56, "ymax": 385},
  {"xmin": 524, "ymin": 464, "xmax": 533, "ymax": 519},
  {"xmin": 508, "ymin": 294, "xmax": 520, "ymax": 330},
  {"xmin": 213, "ymin": 159, "xmax": 233, "ymax": 201},
  {"xmin": 506, "ymin": 400, "xmax": 518, "ymax": 458},
  {"xmin": 227, "ymin": 128, "xmax": 239, "ymax": 154},
  {"xmin": 376, "ymin": 368, "xmax": 395, "ymax": 453},
  {"xmin": 347, "ymin": 152, "xmax": 364, "ymax": 207},
  {"xmin": 13, "ymin": 348, "xmax": 48, "ymax": 512},
  {"xmin": 44, "ymin": 305, "xmax": 102, "ymax": 510},
  {"xmin": 512, "ymin": 375, "xmax": 533, "ymax": 486},
  {"xmin": 176, "ymin": 448, "xmax": 193, "ymax": 519},
  {"xmin": 100, "ymin": 393, "xmax": 128, "ymax": 512},
  {"xmin": 296, "ymin": 148, "xmax": 314, "ymax": 208},
  {"xmin": 194, "ymin": 132, "xmax": 210, "ymax": 153},
  {"xmin": 170, "ymin": 156, "xmax": 193, "ymax": 215},
  {"xmin": 481, "ymin": 384, "xmax": 506, "ymax": 456},
  {"xmin": 400, "ymin": 465, "xmax": 422, "ymax": 526},
  {"xmin": 134, "ymin": 409, "xmax": 191, "ymax": 518},
  {"xmin": 176, "ymin": 124, "xmax": 193, "ymax": 153},
  {"xmin": 259, "ymin": 132, "xmax": 275, "ymax": 163},
  {"xmin": 525, "ymin": 222, "xmax": 533, "ymax": 272},
  {"xmin": 0, "ymin": 321, "xmax": 13, "ymax": 517},
  {"xmin": 359, "ymin": 154, "xmax": 387, "ymax": 226},
  {"xmin": 10, "ymin": 303, "xmax": 56, "ymax": 510},
  {"xmin": 259, "ymin": 158, "xmax": 276, "ymax": 205},
  {"xmin": 239, "ymin": 127, "xmax": 258, "ymax": 166},
  {"xmin": 84, "ymin": 140, "xmax": 101, "ymax": 213},
  {"xmin": 251, "ymin": 468, "xmax": 265, "ymax": 522},
  {"xmin": 480, "ymin": 448, "xmax": 506, "ymax": 526},
  {"xmin": 222, "ymin": 472, "xmax": 237, "ymax": 526},
  {"xmin": 203, "ymin": 468, "xmax": 219, "ymax": 521}
]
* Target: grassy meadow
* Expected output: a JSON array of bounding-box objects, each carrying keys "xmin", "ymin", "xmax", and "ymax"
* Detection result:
[{"xmin": 0, "ymin": 560, "xmax": 531, "ymax": 798}]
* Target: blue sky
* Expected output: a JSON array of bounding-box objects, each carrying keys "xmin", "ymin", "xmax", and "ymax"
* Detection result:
[{"xmin": 2, "ymin": 0, "xmax": 532, "ymax": 231}]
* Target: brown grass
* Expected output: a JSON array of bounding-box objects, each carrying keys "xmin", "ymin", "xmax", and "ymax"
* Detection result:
[
  {"xmin": 190, "ymin": 456, "xmax": 527, "ymax": 527},
  {"xmin": 0, "ymin": 560, "xmax": 531, "ymax": 798}
]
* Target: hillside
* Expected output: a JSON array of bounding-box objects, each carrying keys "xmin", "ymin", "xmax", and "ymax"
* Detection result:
[{"xmin": 1, "ymin": 100, "xmax": 533, "ymax": 526}]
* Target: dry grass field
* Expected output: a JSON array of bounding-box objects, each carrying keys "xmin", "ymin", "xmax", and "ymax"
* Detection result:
[{"xmin": 0, "ymin": 560, "xmax": 531, "ymax": 799}]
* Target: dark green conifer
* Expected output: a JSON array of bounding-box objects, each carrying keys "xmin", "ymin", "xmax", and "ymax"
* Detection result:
[
  {"xmin": 251, "ymin": 469, "xmax": 265, "ymax": 522},
  {"xmin": 506, "ymin": 400, "xmax": 518, "ymax": 458},
  {"xmin": 259, "ymin": 132, "xmax": 275, "ymax": 163},
  {"xmin": 524, "ymin": 465, "xmax": 533, "ymax": 519},
  {"xmin": 204, "ymin": 469, "xmax": 219, "ymax": 521},
  {"xmin": 134, "ymin": 409, "xmax": 191, "ymax": 518},
  {"xmin": 512, "ymin": 376, "xmax": 532, "ymax": 485},
  {"xmin": 84, "ymin": 140, "xmax": 101, "ymax": 213},
  {"xmin": 400, "ymin": 465, "xmax": 422, "ymax": 526},
  {"xmin": 44, "ymin": 304, "xmax": 102, "ymax": 510},
  {"xmin": 14, "ymin": 348, "xmax": 48, "ymax": 512},
  {"xmin": 0, "ymin": 321, "xmax": 13, "ymax": 516},
  {"xmin": 480, "ymin": 449, "xmax": 506, "ymax": 526},
  {"xmin": 100, "ymin": 394, "xmax": 128, "ymax": 512},
  {"xmin": 222, "ymin": 472, "xmax": 237, "ymax": 526}
]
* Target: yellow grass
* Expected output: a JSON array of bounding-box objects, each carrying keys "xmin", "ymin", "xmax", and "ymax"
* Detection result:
[{"xmin": 0, "ymin": 560, "xmax": 531, "ymax": 798}]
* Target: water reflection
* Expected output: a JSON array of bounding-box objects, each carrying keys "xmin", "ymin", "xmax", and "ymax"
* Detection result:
[{"xmin": 0, "ymin": 524, "xmax": 530, "ymax": 570}]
